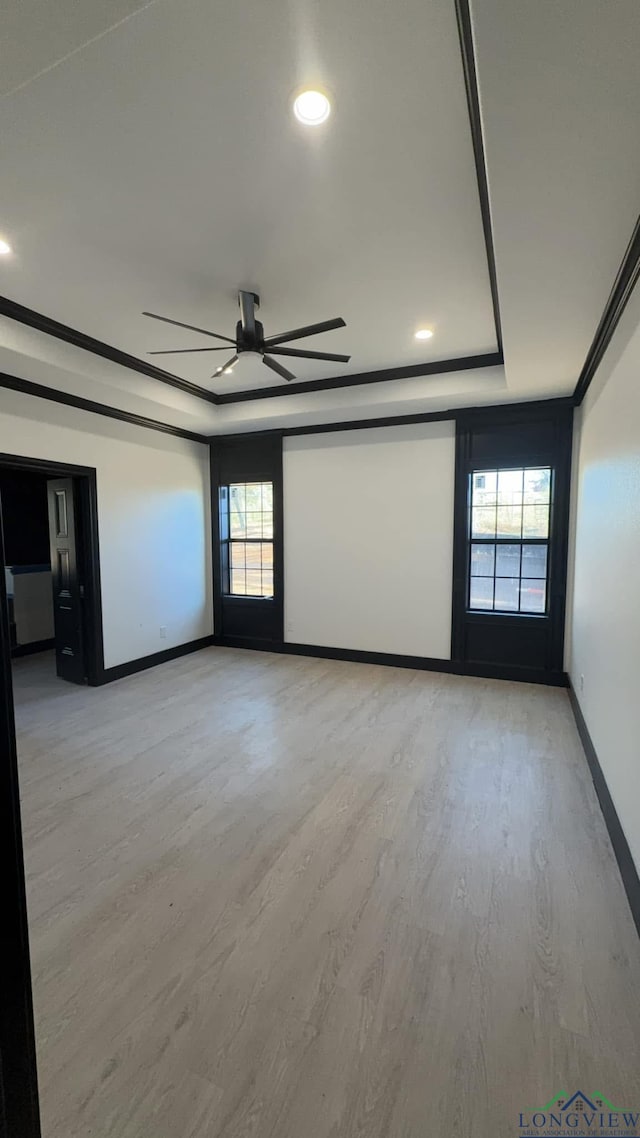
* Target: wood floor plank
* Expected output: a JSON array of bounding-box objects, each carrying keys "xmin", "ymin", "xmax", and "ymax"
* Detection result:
[{"xmin": 11, "ymin": 648, "xmax": 640, "ymax": 1137}]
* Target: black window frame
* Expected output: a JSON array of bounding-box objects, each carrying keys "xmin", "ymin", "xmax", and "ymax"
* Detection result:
[
  {"xmin": 451, "ymin": 404, "xmax": 573, "ymax": 681},
  {"xmin": 467, "ymin": 465, "xmax": 552, "ymax": 616},
  {"xmin": 220, "ymin": 480, "xmax": 275, "ymax": 600},
  {"xmin": 211, "ymin": 434, "xmax": 284, "ymax": 648}
]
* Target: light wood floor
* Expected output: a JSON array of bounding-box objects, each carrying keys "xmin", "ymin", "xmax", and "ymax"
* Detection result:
[{"xmin": 13, "ymin": 648, "xmax": 640, "ymax": 1138}]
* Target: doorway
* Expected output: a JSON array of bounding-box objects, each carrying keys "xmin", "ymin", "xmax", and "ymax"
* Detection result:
[{"xmin": 0, "ymin": 454, "xmax": 103, "ymax": 687}]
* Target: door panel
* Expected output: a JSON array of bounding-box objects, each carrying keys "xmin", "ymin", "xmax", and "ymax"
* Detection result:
[
  {"xmin": 0, "ymin": 498, "xmax": 42, "ymax": 1137},
  {"xmin": 47, "ymin": 478, "xmax": 86, "ymax": 683}
]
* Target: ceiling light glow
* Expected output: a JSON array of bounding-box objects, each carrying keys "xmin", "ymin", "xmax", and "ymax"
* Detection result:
[
  {"xmin": 293, "ymin": 89, "xmax": 331, "ymax": 126},
  {"xmin": 414, "ymin": 328, "xmax": 433, "ymax": 340},
  {"xmin": 224, "ymin": 367, "xmax": 234, "ymax": 374},
  {"xmin": 0, "ymin": 239, "xmax": 12, "ymax": 256}
]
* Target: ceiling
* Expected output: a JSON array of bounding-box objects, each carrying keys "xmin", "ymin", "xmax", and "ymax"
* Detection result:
[{"xmin": 0, "ymin": 0, "xmax": 639, "ymax": 436}]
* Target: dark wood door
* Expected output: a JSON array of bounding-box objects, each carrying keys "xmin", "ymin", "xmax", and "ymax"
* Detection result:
[
  {"xmin": 47, "ymin": 479, "xmax": 86, "ymax": 684},
  {"xmin": 0, "ymin": 500, "xmax": 42, "ymax": 1137}
]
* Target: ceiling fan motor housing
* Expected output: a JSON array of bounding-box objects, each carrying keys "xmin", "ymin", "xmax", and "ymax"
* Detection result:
[{"xmin": 236, "ymin": 318, "xmax": 264, "ymax": 353}]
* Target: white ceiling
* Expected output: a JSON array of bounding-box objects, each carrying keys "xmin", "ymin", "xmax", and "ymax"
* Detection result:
[
  {"xmin": 472, "ymin": 0, "xmax": 640, "ymax": 401},
  {"xmin": 0, "ymin": 0, "xmax": 639, "ymax": 435}
]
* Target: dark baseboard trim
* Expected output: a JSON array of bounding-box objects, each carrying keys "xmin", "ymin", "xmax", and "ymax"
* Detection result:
[
  {"xmin": 11, "ymin": 638, "xmax": 55, "ymax": 658},
  {"xmin": 0, "ymin": 371, "xmax": 209, "ymax": 444},
  {"xmin": 211, "ymin": 635, "xmax": 285, "ymax": 653},
  {"xmin": 573, "ymin": 213, "xmax": 640, "ymax": 406},
  {"xmin": 212, "ymin": 636, "xmax": 568, "ymax": 686},
  {"xmin": 567, "ymin": 683, "xmax": 640, "ymax": 940},
  {"xmin": 97, "ymin": 635, "xmax": 215, "ymax": 685}
]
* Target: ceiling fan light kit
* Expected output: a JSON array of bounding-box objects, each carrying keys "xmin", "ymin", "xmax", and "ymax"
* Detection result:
[{"xmin": 144, "ymin": 291, "xmax": 350, "ymax": 382}]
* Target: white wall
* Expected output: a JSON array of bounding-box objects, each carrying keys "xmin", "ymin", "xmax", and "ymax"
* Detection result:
[
  {"xmin": 283, "ymin": 422, "xmax": 455, "ymax": 658},
  {"xmin": 569, "ymin": 297, "xmax": 640, "ymax": 873},
  {"xmin": 0, "ymin": 390, "xmax": 212, "ymax": 669}
]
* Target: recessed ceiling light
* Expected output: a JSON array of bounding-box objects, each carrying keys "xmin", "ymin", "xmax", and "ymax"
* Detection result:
[
  {"xmin": 0, "ymin": 239, "xmax": 12, "ymax": 256},
  {"xmin": 414, "ymin": 328, "xmax": 433, "ymax": 340},
  {"xmin": 293, "ymin": 89, "xmax": 331, "ymax": 126}
]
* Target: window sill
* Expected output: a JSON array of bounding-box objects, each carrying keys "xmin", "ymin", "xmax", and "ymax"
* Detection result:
[{"xmin": 466, "ymin": 609, "xmax": 548, "ymax": 620}]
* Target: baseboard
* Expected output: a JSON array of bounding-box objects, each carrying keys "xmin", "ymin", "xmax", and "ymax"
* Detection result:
[
  {"xmin": 98, "ymin": 635, "xmax": 216, "ymax": 684},
  {"xmin": 283, "ymin": 641, "xmax": 458, "ymax": 674},
  {"xmin": 568, "ymin": 683, "xmax": 640, "ymax": 940},
  {"xmin": 213, "ymin": 636, "xmax": 568, "ymax": 686},
  {"xmin": 211, "ymin": 635, "xmax": 285, "ymax": 654},
  {"xmin": 11, "ymin": 638, "xmax": 55, "ymax": 658}
]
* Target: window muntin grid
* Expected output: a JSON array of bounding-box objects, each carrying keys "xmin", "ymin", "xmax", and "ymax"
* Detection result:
[
  {"xmin": 224, "ymin": 482, "xmax": 274, "ymax": 598},
  {"xmin": 468, "ymin": 468, "xmax": 551, "ymax": 614}
]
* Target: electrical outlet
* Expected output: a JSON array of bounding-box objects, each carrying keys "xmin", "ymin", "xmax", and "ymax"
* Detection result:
[
  {"xmin": 160, "ymin": 626, "xmax": 167, "ymax": 639},
  {"xmin": 579, "ymin": 673, "xmax": 584, "ymax": 693}
]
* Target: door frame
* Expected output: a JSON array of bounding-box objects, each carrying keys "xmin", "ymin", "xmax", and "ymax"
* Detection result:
[
  {"xmin": 0, "ymin": 453, "xmax": 104, "ymax": 686},
  {"xmin": 0, "ymin": 493, "xmax": 42, "ymax": 1136}
]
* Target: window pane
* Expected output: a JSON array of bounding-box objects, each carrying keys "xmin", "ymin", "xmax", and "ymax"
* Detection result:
[
  {"xmin": 494, "ymin": 577, "xmax": 519, "ymax": 611},
  {"xmin": 244, "ymin": 542, "xmax": 262, "ymax": 569},
  {"xmin": 245, "ymin": 570, "xmax": 262, "ymax": 596},
  {"xmin": 472, "ymin": 507, "xmax": 496, "ymax": 538},
  {"xmin": 230, "ymin": 569, "xmax": 246, "ymax": 595},
  {"xmin": 495, "ymin": 543, "xmax": 521, "ymax": 577},
  {"xmin": 520, "ymin": 579, "xmax": 546, "ymax": 613},
  {"xmin": 471, "ymin": 543, "xmax": 495, "ymax": 576},
  {"xmin": 470, "ymin": 577, "xmax": 494, "ymax": 610},
  {"xmin": 230, "ymin": 484, "xmax": 246, "ymax": 511},
  {"xmin": 261, "ymin": 544, "xmax": 274, "ymax": 570},
  {"xmin": 498, "ymin": 469, "xmax": 523, "ymax": 505},
  {"xmin": 230, "ymin": 544, "xmax": 245, "ymax": 570},
  {"xmin": 244, "ymin": 483, "xmax": 262, "ymax": 511},
  {"xmin": 522, "ymin": 503, "xmax": 549, "ymax": 538},
  {"xmin": 472, "ymin": 471, "xmax": 497, "ymax": 505},
  {"xmin": 244, "ymin": 512, "xmax": 263, "ymax": 538},
  {"xmin": 524, "ymin": 468, "xmax": 551, "ymax": 504},
  {"xmin": 261, "ymin": 483, "xmax": 273, "ymax": 511},
  {"xmin": 521, "ymin": 544, "xmax": 547, "ymax": 579},
  {"xmin": 468, "ymin": 466, "xmax": 552, "ymax": 617},
  {"xmin": 229, "ymin": 504, "xmax": 246, "ymax": 537},
  {"xmin": 261, "ymin": 570, "xmax": 274, "ymax": 597},
  {"xmin": 496, "ymin": 504, "xmax": 522, "ymax": 538}
]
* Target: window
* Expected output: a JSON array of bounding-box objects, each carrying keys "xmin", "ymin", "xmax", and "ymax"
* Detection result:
[
  {"xmin": 221, "ymin": 481, "xmax": 274, "ymax": 597},
  {"xmin": 468, "ymin": 467, "xmax": 551, "ymax": 614}
]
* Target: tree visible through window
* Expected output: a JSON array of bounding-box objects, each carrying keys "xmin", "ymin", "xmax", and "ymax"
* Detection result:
[
  {"xmin": 222, "ymin": 481, "xmax": 274, "ymax": 597},
  {"xmin": 468, "ymin": 467, "xmax": 551, "ymax": 614}
]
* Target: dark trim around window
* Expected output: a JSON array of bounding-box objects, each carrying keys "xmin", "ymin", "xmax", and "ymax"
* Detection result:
[
  {"xmin": 451, "ymin": 403, "xmax": 573, "ymax": 679},
  {"xmin": 211, "ymin": 435, "xmax": 284, "ymax": 647}
]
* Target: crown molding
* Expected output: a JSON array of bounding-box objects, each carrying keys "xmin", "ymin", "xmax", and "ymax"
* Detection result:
[
  {"xmin": 454, "ymin": 0, "xmax": 503, "ymax": 354},
  {"xmin": 0, "ymin": 294, "xmax": 217, "ymax": 404},
  {"xmin": 573, "ymin": 213, "xmax": 640, "ymax": 405},
  {"xmin": 213, "ymin": 351, "xmax": 503, "ymax": 404},
  {"xmin": 0, "ymin": 372, "xmax": 209, "ymax": 444}
]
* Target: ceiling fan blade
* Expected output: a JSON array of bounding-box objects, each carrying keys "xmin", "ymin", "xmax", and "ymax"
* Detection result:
[
  {"xmin": 148, "ymin": 346, "xmax": 231, "ymax": 355},
  {"xmin": 262, "ymin": 354, "xmax": 295, "ymax": 382},
  {"xmin": 212, "ymin": 354, "xmax": 239, "ymax": 378},
  {"xmin": 267, "ymin": 346, "xmax": 351, "ymax": 363},
  {"xmin": 142, "ymin": 311, "xmax": 236, "ymax": 344},
  {"xmin": 264, "ymin": 317, "xmax": 346, "ymax": 347},
  {"xmin": 238, "ymin": 290, "xmax": 256, "ymax": 341}
]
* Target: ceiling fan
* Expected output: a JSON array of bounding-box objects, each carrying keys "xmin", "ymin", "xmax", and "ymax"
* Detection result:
[{"xmin": 143, "ymin": 291, "xmax": 350, "ymax": 382}]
